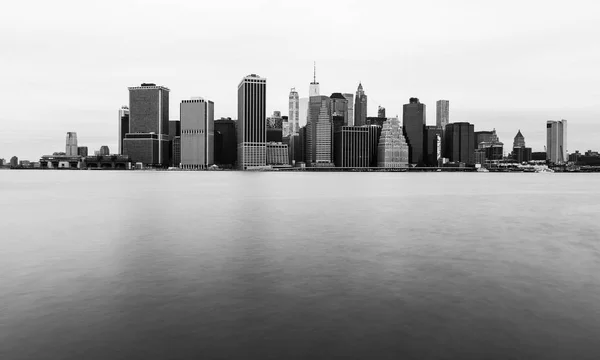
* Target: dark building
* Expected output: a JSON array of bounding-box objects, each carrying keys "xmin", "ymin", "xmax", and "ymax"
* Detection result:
[
  {"xmin": 424, "ymin": 126, "xmax": 443, "ymax": 166},
  {"xmin": 378, "ymin": 106, "xmax": 386, "ymax": 118},
  {"xmin": 367, "ymin": 125, "xmax": 382, "ymax": 167},
  {"xmin": 172, "ymin": 136, "xmax": 181, "ymax": 166},
  {"xmin": 214, "ymin": 119, "xmax": 237, "ymax": 167},
  {"xmin": 532, "ymin": 152, "xmax": 547, "ymax": 161},
  {"xmin": 168, "ymin": 120, "xmax": 181, "ymax": 166},
  {"xmin": 513, "ymin": 146, "xmax": 532, "ymax": 163},
  {"xmin": 10, "ymin": 156, "xmax": 18, "ymax": 168},
  {"xmin": 77, "ymin": 146, "xmax": 88, "ymax": 157},
  {"xmin": 298, "ymin": 126, "xmax": 307, "ymax": 166},
  {"xmin": 288, "ymin": 133, "xmax": 303, "ymax": 165},
  {"xmin": 123, "ymin": 83, "xmax": 170, "ymax": 167},
  {"xmin": 237, "ymin": 74, "xmax": 267, "ymax": 169},
  {"xmin": 118, "ymin": 106, "xmax": 129, "ymax": 155},
  {"xmin": 474, "ymin": 130, "xmax": 495, "ymax": 149},
  {"xmin": 99, "ymin": 146, "xmax": 110, "ymax": 156},
  {"xmin": 485, "ymin": 145, "xmax": 503, "ymax": 161},
  {"xmin": 445, "ymin": 122, "xmax": 475, "ymax": 165},
  {"xmin": 402, "ymin": 98, "xmax": 426, "ymax": 165},
  {"xmin": 267, "ymin": 129, "xmax": 283, "ymax": 143},
  {"xmin": 334, "ymin": 126, "xmax": 370, "ymax": 167},
  {"xmin": 366, "ymin": 117, "xmax": 386, "ymax": 127},
  {"xmin": 330, "ymin": 93, "xmax": 349, "ymax": 126},
  {"xmin": 354, "ymin": 83, "xmax": 367, "ymax": 126}
]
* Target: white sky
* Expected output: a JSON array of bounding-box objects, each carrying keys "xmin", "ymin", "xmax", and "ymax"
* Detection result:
[{"xmin": 1, "ymin": 0, "xmax": 599, "ymax": 160}]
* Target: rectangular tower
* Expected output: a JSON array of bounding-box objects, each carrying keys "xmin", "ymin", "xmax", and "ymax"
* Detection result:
[
  {"xmin": 65, "ymin": 132, "xmax": 78, "ymax": 156},
  {"xmin": 546, "ymin": 120, "xmax": 567, "ymax": 164},
  {"xmin": 436, "ymin": 100, "xmax": 449, "ymax": 129},
  {"xmin": 118, "ymin": 106, "xmax": 129, "ymax": 155},
  {"xmin": 445, "ymin": 122, "xmax": 475, "ymax": 165},
  {"xmin": 306, "ymin": 95, "xmax": 333, "ymax": 166},
  {"xmin": 237, "ymin": 74, "xmax": 267, "ymax": 169},
  {"xmin": 402, "ymin": 98, "xmax": 426, "ymax": 165},
  {"xmin": 343, "ymin": 93, "xmax": 354, "ymax": 126},
  {"xmin": 181, "ymin": 98, "xmax": 214, "ymax": 169}
]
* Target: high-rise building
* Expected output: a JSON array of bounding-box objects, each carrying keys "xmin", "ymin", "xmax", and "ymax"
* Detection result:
[
  {"xmin": 118, "ymin": 106, "xmax": 129, "ymax": 154},
  {"xmin": 237, "ymin": 74, "xmax": 267, "ymax": 169},
  {"xmin": 306, "ymin": 95, "xmax": 333, "ymax": 166},
  {"xmin": 334, "ymin": 126, "xmax": 370, "ymax": 168},
  {"xmin": 288, "ymin": 88, "xmax": 300, "ymax": 134},
  {"xmin": 424, "ymin": 126, "xmax": 443, "ymax": 167},
  {"xmin": 288, "ymin": 133, "xmax": 303, "ymax": 166},
  {"xmin": 309, "ymin": 62, "xmax": 320, "ymax": 97},
  {"xmin": 282, "ymin": 116, "xmax": 290, "ymax": 138},
  {"xmin": 377, "ymin": 117, "xmax": 409, "ymax": 168},
  {"xmin": 299, "ymin": 97, "xmax": 309, "ymax": 128},
  {"xmin": 378, "ymin": 106, "xmax": 386, "ymax": 118},
  {"xmin": 445, "ymin": 122, "xmax": 475, "ymax": 165},
  {"xmin": 99, "ymin": 146, "xmax": 110, "ymax": 156},
  {"xmin": 330, "ymin": 93, "xmax": 349, "ymax": 126},
  {"xmin": 77, "ymin": 146, "xmax": 88, "ymax": 157},
  {"xmin": 65, "ymin": 132, "xmax": 78, "ymax": 156},
  {"xmin": 343, "ymin": 93, "xmax": 354, "ymax": 126},
  {"xmin": 123, "ymin": 83, "xmax": 170, "ymax": 167},
  {"xmin": 214, "ymin": 118, "xmax": 237, "ymax": 168},
  {"xmin": 266, "ymin": 142, "xmax": 289, "ymax": 167},
  {"xmin": 402, "ymin": 98, "xmax": 426, "ymax": 165},
  {"xmin": 436, "ymin": 100, "xmax": 449, "ymax": 129},
  {"xmin": 547, "ymin": 120, "xmax": 567, "ymax": 164},
  {"xmin": 267, "ymin": 111, "xmax": 283, "ymax": 143},
  {"xmin": 180, "ymin": 97, "xmax": 214, "ymax": 169},
  {"xmin": 476, "ymin": 129, "xmax": 503, "ymax": 161},
  {"xmin": 172, "ymin": 137, "xmax": 181, "ymax": 167},
  {"xmin": 354, "ymin": 83, "xmax": 367, "ymax": 126},
  {"xmin": 168, "ymin": 120, "xmax": 181, "ymax": 166},
  {"xmin": 513, "ymin": 130, "xmax": 526, "ymax": 148}
]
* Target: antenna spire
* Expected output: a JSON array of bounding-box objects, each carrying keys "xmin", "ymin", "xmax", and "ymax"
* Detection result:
[{"xmin": 313, "ymin": 61, "xmax": 316, "ymax": 83}]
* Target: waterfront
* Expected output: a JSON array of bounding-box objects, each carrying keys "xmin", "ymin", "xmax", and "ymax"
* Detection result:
[{"xmin": 2, "ymin": 172, "xmax": 600, "ymax": 359}]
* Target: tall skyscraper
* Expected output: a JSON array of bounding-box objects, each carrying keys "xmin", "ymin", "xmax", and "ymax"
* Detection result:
[
  {"xmin": 299, "ymin": 97, "xmax": 309, "ymax": 128},
  {"xmin": 354, "ymin": 83, "xmax": 367, "ymax": 126},
  {"xmin": 343, "ymin": 93, "xmax": 354, "ymax": 126},
  {"xmin": 309, "ymin": 62, "xmax": 320, "ymax": 97},
  {"xmin": 123, "ymin": 83, "xmax": 170, "ymax": 167},
  {"xmin": 378, "ymin": 106, "xmax": 386, "ymax": 118},
  {"xmin": 436, "ymin": 100, "xmax": 449, "ymax": 129},
  {"xmin": 330, "ymin": 93, "xmax": 349, "ymax": 126},
  {"xmin": 547, "ymin": 120, "xmax": 567, "ymax": 164},
  {"xmin": 65, "ymin": 132, "xmax": 78, "ymax": 156},
  {"xmin": 180, "ymin": 97, "xmax": 214, "ymax": 169},
  {"xmin": 445, "ymin": 122, "xmax": 475, "ymax": 165},
  {"xmin": 118, "ymin": 106, "xmax": 129, "ymax": 155},
  {"xmin": 168, "ymin": 120, "xmax": 181, "ymax": 166},
  {"xmin": 377, "ymin": 117, "xmax": 409, "ymax": 168},
  {"xmin": 402, "ymin": 98, "xmax": 426, "ymax": 165},
  {"xmin": 288, "ymin": 88, "xmax": 299, "ymax": 134},
  {"xmin": 424, "ymin": 126, "xmax": 443, "ymax": 167},
  {"xmin": 513, "ymin": 130, "xmax": 526, "ymax": 148},
  {"xmin": 214, "ymin": 118, "xmax": 237, "ymax": 168},
  {"xmin": 306, "ymin": 95, "xmax": 333, "ymax": 166},
  {"xmin": 237, "ymin": 74, "xmax": 267, "ymax": 169}
]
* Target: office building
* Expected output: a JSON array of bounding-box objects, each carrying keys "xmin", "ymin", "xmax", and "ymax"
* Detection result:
[
  {"xmin": 118, "ymin": 106, "xmax": 129, "ymax": 154},
  {"xmin": 309, "ymin": 62, "xmax": 320, "ymax": 97},
  {"xmin": 66, "ymin": 132, "xmax": 78, "ymax": 156},
  {"xmin": 377, "ymin": 117, "xmax": 409, "ymax": 168},
  {"xmin": 214, "ymin": 118, "xmax": 237, "ymax": 168},
  {"xmin": 367, "ymin": 117, "xmax": 386, "ymax": 127},
  {"xmin": 513, "ymin": 130, "xmax": 526, "ymax": 148},
  {"xmin": 475, "ymin": 130, "xmax": 498, "ymax": 149},
  {"xmin": 445, "ymin": 122, "xmax": 475, "ymax": 165},
  {"xmin": 10, "ymin": 156, "xmax": 18, "ymax": 168},
  {"xmin": 122, "ymin": 83, "xmax": 170, "ymax": 167},
  {"xmin": 77, "ymin": 146, "xmax": 88, "ymax": 157},
  {"xmin": 266, "ymin": 142, "xmax": 290, "ymax": 167},
  {"xmin": 343, "ymin": 93, "xmax": 354, "ymax": 126},
  {"xmin": 354, "ymin": 83, "xmax": 368, "ymax": 126},
  {"xmin": 168, "ymin": 120, "xmax": 181, "ymax": 166},
  {"xmin": 237, "ymin": 74, "xmax": 267, "ymax": 169},
  {"xmin": 513, "ymin": 146, "xmax": 532, "ymax": 163},
  {"xmin": 288, "ymin": 133, "xmax": 303, "ymax": 166},
  {"xmin": 172, "ymin": 137, "xmax": 181, "ymax": 167},
  {"xmin": 378, "ymin": 106, "xmax": 386, "ymax": 118},
  {"xmin": 436, "ymin": 100, "xmax": 449, "ymax": 129},
  {"xmin": 424, "ymin": 126, "xmax": 443, "ymax": 167},
  {"xmin": 299, "ymin": 97, "xmax": 309, "ymax": 129},
  {"xmin": 282, "ymin": 116, "xmax": 290, "ymax": 138},
  {"xmin": 547, "ymin": 120, "xmax": 567, "ymax": 164},
  {"xmin": 180, "ymin": 97, "xmax": 214, "ymax": 169},
  {"xmin": 330, "ymin": 93, "xmax": 349, "ymax": 126},
  {"xmin": 289, "ymin": 88, "xmax": 300, "ymax": 134},
  {"xmin": 306, "ymin": 95, "xmax": 333, "ymax": 166},
  {"xmin": 402, "ymin": 98, "xmax": 426, "ymax": 165},
  {"xmin": 99, "ymin": 146, "xmax": 110, "ymax": 156},
  {"xmin": 334, "ymin": 126, "xmax": 370, "ymax": 168},
  {"xmin": 267, "ymin": 110, "xmax": 283, "ymax": 143}
]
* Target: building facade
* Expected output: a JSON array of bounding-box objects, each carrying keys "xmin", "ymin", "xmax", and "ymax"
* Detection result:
[
  {"xmin": 266, "ymin": 142, "xmax": 290, "ymax": 167},
  {"xmin": 354, "ymin": 83, "xmax": 367, "ymax": 126},
  {"xmin": 118, "ymin": 106, "xmax": 129, "ymax": 155},
  {"xmin": 436, "ymin": 100, "xmax": 449, "ymax": 129},
  {"xmin": 180, "ymin": 97, "xmax": 214, "ymax": 169},
  {"xmin": 99, "ymin": 146, "xmax": 110, "ymax": 156},
  {"xmin": 402, "ymin": 98, "xmax": 426, "ymax": 166},
  {"xmin": 214, "ymin": 119, "xmax": 237, "ymax": 168},
  {"xmin": 377, "ymin": 117, "xmax": 409, "ymax": 168},
  {"xmin": 445, "ymin": 122, "xmax": 475, "ymax": 165},
  {"xmin": 288, "ymin": 88, "xmax": 299, "ymax": 134},
  {"xmin": 306, "ymin": 95, "xmax": 333, "ymax": 166},
  {"xmin": 122, "ymin": 83, "xmax": 170, "ymax": 167},
  {"xmin": 343, "ymin": 93, "xmax": 354, "ymax": 126},
  {"xmin": 66, "ymin": 132, "xmax": 78, "ymax": 156},
  {"xmin": 378, "ymin": 106, "xmax": 386, "ymax": 118},
  {"xmin": 547, "ymin": 120, "xmax": 567, "ymax": 164},
  {"xmin": 513, "ymin": 130, "xmax": 526, "ymax": 148},
  {"xmin": 424, "ymin": 126, "xmax": 443, "ymax": 167},
  {"xmin": 168, "ymin": 120, "xmax": 181, "ymax": 166},
  {"xmin": 237, "ymin": 74, "xmax": 267, "ymax": 169},
  {"xmin": 334, "ymin": 126, "xmax": 370, "ymax": 168},
  {"xmin": 330, "ymin": 93, "xmax": 349, "ymax": 126},
  {"xmin": 267, "ymin": 111, "xmax": 283, "ymax": 143}
]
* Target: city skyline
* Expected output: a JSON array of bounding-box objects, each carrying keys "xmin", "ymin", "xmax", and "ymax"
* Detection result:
[{"xmin": 1, "ymin": 0, "xmax": 599, "ymax": 160}]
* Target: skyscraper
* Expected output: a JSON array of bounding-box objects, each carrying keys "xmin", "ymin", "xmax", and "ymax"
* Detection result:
[
  {"xmin": 122, "ymin": 83, "xmax": 170, "ymax": 167},
  {"xmin": 402, "ymin": 98, "xmax": 426, "ymax": 165},
  {"xmin": 354, "ymin": 83, "xmax": 367, "ymax": 126},
  {"xmin": 118, "ymin": 106, "xmax": 129, "ymax": 155},
  {"xmin": 299, "ymin": 98, "xmax": 309, "ymax": 128},
  {"xmin": 306, "ymin": 95, "xmax": 333, "ymax": 166},
  {"xmin": 237, "ymin": 74, "xmax": 267, "ymax": 169},
  {"xmin": 378, "ymin": 106, "xmax": 386, "ymax": 118},
  {"xmin": 377, "ymin": 117, "xmax": 409, "ymax": 168},
  {"xmin": 180, "ymin": 97, "xmax": 214, "ymax": 169},
  {"xmin": 168, "ymin": 120, "xmax": 181, "ymax": 166},
  {"xmin": 288, "ymin": 88, "xmax": 299, "ymax": 134},
  {"xmin": 309, "ymin": 62, "xmax": 320, "ymax": 97},
  {"xmin": 214, "ymin": 118, "xmax": 237, "ymax": 168},
  {"xmin": 445, "ymin": 122, "xmax": 475, "ymax": 165},
  {"xmin": 424, "ymin": 126, "xmax": 444, "ymax": 167},
  {"xmin": 343, "ymin": 93, "xmax": 354, "ymax": 126},
  {"xmin": 547, "ymin": 120, "xmax": 567, "ymax": 164},
  {"xmin": 513, "ymin": 130, "xmax": 526, "ymax": 148},
  {"xmin": 65, "ymin": 132, "xmax": 78, "ymax": 156},
  {"xmin": 267, "ymin": 110, "xmax": 283, "ymax": 143},
  {"xmin": 436, "ymin": 100, "xmax": 449, "ymax": 129},
  {"xmin": 330, "ymin": 93, "xmax": 349, "ymax": 126}
]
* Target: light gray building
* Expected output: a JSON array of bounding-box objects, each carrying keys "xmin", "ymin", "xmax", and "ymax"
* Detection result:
[
  {"xmin": 180, "ymin": 97, "xmax": 214, "ymax": 169},
  {"xmin": 436, "ymin": 100, "xmax": 449, "ymax": 129},
  {"xmin": 288, "ymin": 88, "xmax": 299, "ymax": 134},
  {"xmin": 306, "ymin": 95, "xmax": 333, "ymax": 167},
  {"xmin": 237, "ymin": 74, "xmax": 267, "ymax": 169},
  {"xmin": 343, "ymin": 93, "xmax": 354, "ymax": 126},
  {"xmin": 65, "ymin": 132, "xmax": 78, "ymax": 156},
  {"xmin": 547, "ymin": 120, "xmax": 567, "ymax": 164}
]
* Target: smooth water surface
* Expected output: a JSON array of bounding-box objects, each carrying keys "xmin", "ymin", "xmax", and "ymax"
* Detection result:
[{"xmin": 1, "ymin": 171, "xmax": 600, "ymax": 359}]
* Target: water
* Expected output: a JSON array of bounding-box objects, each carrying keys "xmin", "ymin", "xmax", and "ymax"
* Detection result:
[{"xmin": 2, "ymin": 171, "xmax": 600, "ymax": 359}]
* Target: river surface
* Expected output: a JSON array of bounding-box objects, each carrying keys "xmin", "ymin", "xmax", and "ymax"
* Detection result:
[{"xmin": 1, "ymin": 171, "xmax": 600, "ymax": 359}]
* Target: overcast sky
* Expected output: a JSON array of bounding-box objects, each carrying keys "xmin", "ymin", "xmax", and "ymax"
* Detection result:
[{"xmin": 1, "ymin": 0, "xmax": 599, "ymax": 160}]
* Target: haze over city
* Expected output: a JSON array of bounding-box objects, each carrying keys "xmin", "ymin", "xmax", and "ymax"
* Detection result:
[{"xmin": 1, "ymin": 0, "xmax": 599, "ymax": 160}]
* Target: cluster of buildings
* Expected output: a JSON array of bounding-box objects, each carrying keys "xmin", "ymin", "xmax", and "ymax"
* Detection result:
[{"xmin": 2, "ymin": 67, "xmax": 575, "ymax": 171}]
